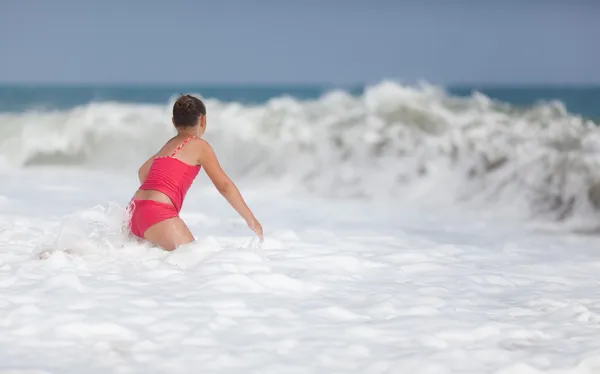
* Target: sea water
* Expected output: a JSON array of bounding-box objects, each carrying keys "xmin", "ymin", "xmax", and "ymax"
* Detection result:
[{"xmin": 1, "ymin": 82, "xmax": 600, "ymax": 373}]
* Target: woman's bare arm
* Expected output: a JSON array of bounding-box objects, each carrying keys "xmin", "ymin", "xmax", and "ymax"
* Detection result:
[{"xmin": 197, "ymin": 139, "xmax": 263, "ymax": 240}]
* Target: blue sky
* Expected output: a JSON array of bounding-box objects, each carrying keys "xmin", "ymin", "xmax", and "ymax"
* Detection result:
[{"xmin": 0, "ymin": 0, "xmax": 598, "ymax": 85}]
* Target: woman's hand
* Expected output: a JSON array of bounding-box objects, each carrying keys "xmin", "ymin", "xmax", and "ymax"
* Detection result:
[{"xmin": 247, "ymin": 217, "xmax": 263, "ymax": 242}]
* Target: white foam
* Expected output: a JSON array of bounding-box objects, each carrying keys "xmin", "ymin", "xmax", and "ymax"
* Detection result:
[
  {"xmin": 0, "ymin": 169, "xmax": 599, "ymax": 373},
  {"xmin": 0, "ymin": 81, "xmax": 599, "ymax": 227}
]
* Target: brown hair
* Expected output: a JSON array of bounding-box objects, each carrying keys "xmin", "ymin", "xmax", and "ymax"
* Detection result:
[{"xmin": 172, "ymin": 94, "xmax": 206, "ymax": 127}]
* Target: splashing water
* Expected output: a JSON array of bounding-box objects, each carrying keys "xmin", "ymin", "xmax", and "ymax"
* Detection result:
[{"xmin": 0, "ymin": 81, "xmax": 598, "ymax": 227}]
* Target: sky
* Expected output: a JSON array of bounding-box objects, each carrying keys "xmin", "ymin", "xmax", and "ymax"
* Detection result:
[{"xmin": 0, "ymin": 0, "xmax": 598, "ymax": 85}]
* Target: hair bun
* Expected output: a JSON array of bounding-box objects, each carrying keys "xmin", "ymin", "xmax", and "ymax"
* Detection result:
[
  {"xmin": 175, "ymin": 94, "xmax": 195, "ymax": 111},
  {"xmin": 172, "ymin": 94, "xmax": 206, "ymax": 127},
  {"xmin": 184, "ymin": 100, "xmax": 194, "ymax": 111}
]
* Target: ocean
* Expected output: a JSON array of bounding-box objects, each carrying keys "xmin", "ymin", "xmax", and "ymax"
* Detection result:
[
  {"xmin": 1, "ymin": 81, "xmax": 600, "ymax": 373},
  {"xmin": 1, "ymin": 83, "xmax": 600, "ymax": 119}
]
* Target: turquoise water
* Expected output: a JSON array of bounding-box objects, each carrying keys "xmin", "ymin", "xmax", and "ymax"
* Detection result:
[{"xmin": 0, "ymin": 84, "xmax": 599, "ymax": 119}]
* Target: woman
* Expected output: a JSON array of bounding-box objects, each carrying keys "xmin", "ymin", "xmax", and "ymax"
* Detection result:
[{"xmin": 128, "ymin": 94, "xmax": 263, "ymax": 251}]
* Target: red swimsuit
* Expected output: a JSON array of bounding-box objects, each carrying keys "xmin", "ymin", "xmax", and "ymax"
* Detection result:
[{"xmin": 128, "ymin": 137, "xmax": 201, "ymax": 239}]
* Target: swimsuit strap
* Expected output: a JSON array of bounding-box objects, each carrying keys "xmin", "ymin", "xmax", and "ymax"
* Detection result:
[{"xmin": 170, "ymin": 136, "xmax": 195, "ymax": 157}]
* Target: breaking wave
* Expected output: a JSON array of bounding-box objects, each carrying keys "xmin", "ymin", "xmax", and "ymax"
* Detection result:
[{"xmin": 1, "ymin": 81, "xmax": 600, "ymax": 225}]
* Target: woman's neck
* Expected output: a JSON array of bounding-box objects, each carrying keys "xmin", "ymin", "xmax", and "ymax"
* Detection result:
[{"xmin": 177, "ymin": 129, "xmax": 197, "ymax": 138}]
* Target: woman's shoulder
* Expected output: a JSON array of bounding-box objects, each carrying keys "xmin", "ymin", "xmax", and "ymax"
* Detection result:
[
  {"xmin": 185, "ymin": 137, "xmax": 214, "ymax": 162},
  {"xmin": 189, "ymin": 137, "xmax": 213, "ymax": 151},
  {"xmin": 188, "ymin": 137, "xmax": 220, "ymax": 165}
]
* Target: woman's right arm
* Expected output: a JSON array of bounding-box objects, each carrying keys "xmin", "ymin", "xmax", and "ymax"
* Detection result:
[{"xmin": 197, "ymin": 139, "xmax": 263, "ymax": 240}]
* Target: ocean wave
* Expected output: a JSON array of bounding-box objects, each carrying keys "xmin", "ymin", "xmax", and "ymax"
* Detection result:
[{"xmin": 1, "ymin": 81, "xmax": 599, "ymax": 224}]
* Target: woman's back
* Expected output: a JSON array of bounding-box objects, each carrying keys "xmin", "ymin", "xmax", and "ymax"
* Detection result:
[
  {"xmin": 136, "ymin": 136, "xmax": 201, "ymax": 211},
  {"xmin": 153, "ymin": 135, "xmax": 201, "ymax": 166}
]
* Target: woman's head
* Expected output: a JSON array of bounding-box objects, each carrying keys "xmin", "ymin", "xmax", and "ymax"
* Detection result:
[{"xmin": 172, "ymin": 94, "xmax": 207, "ymax": 135}]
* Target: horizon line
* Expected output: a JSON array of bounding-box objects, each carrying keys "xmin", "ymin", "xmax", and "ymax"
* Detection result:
[{"xmin": 0, "ymin": 80, "xmax": 599, "ymax": 88}]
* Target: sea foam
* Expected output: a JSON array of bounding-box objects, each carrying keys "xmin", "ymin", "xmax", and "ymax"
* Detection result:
[{"xmin": 1, "ymin": 81, "xmax": 599, "ymax": 226}]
